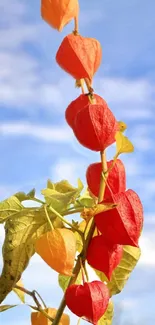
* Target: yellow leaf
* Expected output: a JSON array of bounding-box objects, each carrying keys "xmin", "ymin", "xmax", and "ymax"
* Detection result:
[
  {"xmin": 0, "ymin": 305, "xmax": 17, "ymax": 313},
  {"xmin": 58, "ymin": 272, "xmax": 82, "ymax": 292},
  {"xmin": 0, "ymin": 206, "xmax": 55, "ymax": 304},
  {"xmin": 115, "ymin": 131, "xmax": 134, "ymax": 155},
  {"xmin": 118, "ymin": 121, "xmax": 127, "ymax": 133},
  {"xmin": 13, "ymin": 279, "xmax": 25, "ymax": 303}
]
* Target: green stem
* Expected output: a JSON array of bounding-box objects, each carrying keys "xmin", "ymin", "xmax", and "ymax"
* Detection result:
[
  {"xmin": 14, "ymin": 285, "xmax": 51, "ymax": 321},
  {"xmin": 44, "ymin": 205, "xmax": 54, "ymax": 231},
  {"xmin": 32, "ymin": 197, "xmax": 45, "ymax": 205},
  {"xmin": 62, "ymin": 207, "xmax": 84, "ymax": 216},
  {"xmin": 48, "ymin": 205, "xmax": 83, "ymax": 235},
  {"xmin": 33, "ymin": 290, "xmax": 47, "ymax": 309}
]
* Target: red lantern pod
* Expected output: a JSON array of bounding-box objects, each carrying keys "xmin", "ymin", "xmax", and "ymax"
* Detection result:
[
  {"xmin": 65, "ymin": 281, "xmax": 109, "ymax": 325},
  {"xmin": 95, "ymin": 190, "xmax": 144, "ymax": 247},
  {"xmin": 87, "ymin": 235, "xmax": 123, "ymax": 280},
  {"xmin": 86, "ymin": 159, "xmax": 126, "ymax": 200},
  {"xmin": 65, "ymin": 94, "xmax": 108, "ymax": 129},
  {"xmin": 73, "ymin": 103, "xmax": 118, "ymax": 151},
  {"xmin": 56, "ymin": 34, "xmax": 102, "ymax": 81}
]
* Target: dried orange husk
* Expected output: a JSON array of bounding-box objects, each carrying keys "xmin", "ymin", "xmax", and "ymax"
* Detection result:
[
  {"xmin": 35, "ymin": 228, "xmax": 76, "ymax": 276},
  {"xmin": 41, "ymin": 0, "xmax": 79, "ymax": 32},
  {"xmin": 31, "ymin": 307, "xmax": 70, "ymax": 325},
  {"xmin": 56, "ymin": 34, "xmax": 102, "ymax": 80}
]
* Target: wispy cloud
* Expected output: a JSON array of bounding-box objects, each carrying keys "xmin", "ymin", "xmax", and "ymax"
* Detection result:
[{"xmin": 0, "ymin": 122, "xmax": 72, "ymax": 142}]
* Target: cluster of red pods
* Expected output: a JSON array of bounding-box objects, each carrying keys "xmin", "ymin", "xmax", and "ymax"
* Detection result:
[{"xmin": 55, "ymin": 32, "xmax": 143, "ymax": 325}]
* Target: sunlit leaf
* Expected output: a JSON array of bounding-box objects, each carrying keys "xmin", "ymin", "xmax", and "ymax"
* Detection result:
[
  {"xmin": 15, "ymin": 189, "xmax": 36, "ymax": 202},
  {"xmin": 42, "ymin": 179, "xmax": 83, "ymax": 213},
  {"xmin": 58, "ymin": 271, "xmax": 82, "ymax": 292},
  {"xmin": 96, "ymin": 246, "xmax": 141, "ymax": 296},
  {"xmin": 77, "ymin": 189, "xmax": 96, "ymax": 208},
  {"xmin": 0, "ymin": 196, "xmax": 23, "ymax": 223},
  {"xmin": 0, "ymin": 305, "xmax": 17, "ymax": 312},
  {"xmin": 13, "ymin": 279, "xmax": 25, "ymax": 303},
  {"xmin": 118, "ymin": 121, "xmax": 127, "ymax": 133},
  {"xmin": 0, "ymin": 206, "xmax": 56, "ymax": 304},
  {"xmin": 115, "ymin": 132, "xmax": 134, "ymax": 156}
]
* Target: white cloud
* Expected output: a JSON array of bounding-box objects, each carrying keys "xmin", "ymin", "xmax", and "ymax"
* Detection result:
[
  {"xmin": 0, "ymin": 122, "xmax": 72, "ymax": 143},
  {"xmin": 95, "ymin": 77, "xmax": 153, "ymax": 120},
  {"xmin": 51, "ymin": 159, "xmax": 86, "ymax": 185},
  {"xmin": 139, "ymin": 232, "xmax": 155, "ymax": 266}
]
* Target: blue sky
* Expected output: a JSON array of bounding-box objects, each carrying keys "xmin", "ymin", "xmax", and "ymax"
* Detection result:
[{"xmin": 0, "ymin": 0, "xmax": 155, "ymax": 324}]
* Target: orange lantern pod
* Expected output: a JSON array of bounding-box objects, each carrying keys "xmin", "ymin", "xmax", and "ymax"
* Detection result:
[
  {"xmin": 35, "ymin": 228, "xmax": 76, "ymax": 276},
  {"xmin": 56, "ymin": 34, "xmax": 102, "ymax": 80},
  {"xmin": 31, "ymin": 308, "xmax": 70, "ymax": 325},
  {"xmin": 41, "ymin": 0, "xmax": 79, "ymax": 32}
]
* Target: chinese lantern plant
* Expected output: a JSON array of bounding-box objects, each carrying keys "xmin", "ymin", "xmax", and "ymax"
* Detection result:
[
  {"xmin": 87, "ymin": 235, "xmax": 123, "ymax": 280},
  {"xmin": 56, "ymin": 34, "xmax": 102, "ymax": 81},
  {"xmin": 65, "ymin": 93, "xmax": 108, "ymax": 129},
  {"xmin": 65, "ymin": 280, "xmax": 110, "ymax": 324},
  {"xmin": 0, "ymin": 1, "xmax": 143, "ymax": 325},
  {"xmin": 86, "ymin": 159, "xmax": 126, "ymax": 200},
  {"xmin": 35, "ymin": 228, "xmax": 76, "ymax": 276},
  {"xmin": 41, "ymin": 0, "xmax": 79, "ymax": 32}
]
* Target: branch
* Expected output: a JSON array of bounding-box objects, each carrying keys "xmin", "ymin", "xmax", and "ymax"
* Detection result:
[
  {"xmin": 14, "ymin": 285, "xmax": 54, "ymax": 322},
  {"xmin": 52, "ymin": 150, "xmax": 108, "ymax": 325}
]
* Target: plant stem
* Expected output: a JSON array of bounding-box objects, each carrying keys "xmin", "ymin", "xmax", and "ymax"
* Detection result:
[
  {"xmin": 74, "ymin": 15, "xmax": 79, "ymax": 35},
  {"xmin": 14, "ymin": 285, "xmax": 53, "ymax": 321},
  {"xmin": 52, "ymin": 150, "xmax": 108, "ymax": 325},
  {"xmin": 44, "ymin": 205, "xmax": 54, "ymax": 231},
  {"xmin": 33, "ymin": 290, "xmax": 47, "ymax": 309},
  {"xmin": 80, "ymin": 79, "xmax": 85, "ymax": 94},
  {"xmin": 49, "ymin": 205, "xmax": 83, "ymax": 236},
  {"xmin": 62, "ymin": 207, "xmax": 84, "ymax": 216},
  {"xmin": 98, "ymin": 151, "xmax": 108, "ymax": 202},
  {"xmin": 32, "ymin": 197, "xmax": 45, "ymax": 205},
  {"xmin": 84, "ymin": 78, "xmax": 94, "ymax": 95},
  {"xmin": 52, "ymin": 258, "xmax": 81, "ymax": 325}
]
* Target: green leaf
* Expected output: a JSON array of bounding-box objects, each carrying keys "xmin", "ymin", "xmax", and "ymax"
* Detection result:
[
  {"xmin": 0, "ymin": 196, "xmax": 23, "ymax": 224},
  {"xmin": 77, "ymin": 178, "xmax": 84, "ymax": 192},
  {"xmin": 42, "ymin": 179, "xmax": 83, "ymax": 213},
  {"xmin": 74, "ymin": 231, "xmax": 83, "ymax": 253},
  {"xmin": 15, "ymin": 189, "xmax": 36, "ymax": 202},
  {"xmin": 98, "ymin": 301, "xmax": 114, "ymax": 325},
  {"xmin": 13, "ymin": 279, "xmax": 25, "ymax": 303},
  {"xmin": 115, "ymin": 132, "xmax": 134, "ymax": 156},
  {"xmin": 0, "ymin": 305, "xmax": 18, "ymax": 312},
  {"xmin": 96, "ymin": 245, "xmax": 141, "ymax": 296},
  {"xmin": 0, "ymin": 206, "xmax": 56, "ymax": 304},
  {"xmin": 58, "ymin": 272, "xmax": 82, "ymax": 292},
  {"xmin": 77, "ymin": 189, "xmax": 96, "ymax": 208}
]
